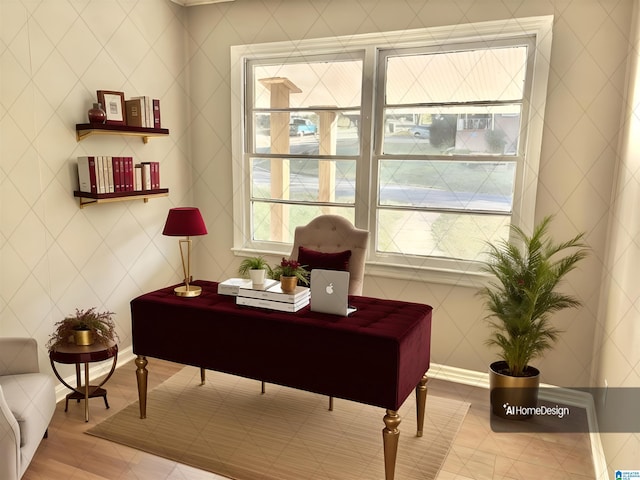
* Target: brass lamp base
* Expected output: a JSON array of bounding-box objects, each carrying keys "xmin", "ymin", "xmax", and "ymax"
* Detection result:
[{"xmin": 174, "ymin": 284, "xmax": 202, "ymax": 297}]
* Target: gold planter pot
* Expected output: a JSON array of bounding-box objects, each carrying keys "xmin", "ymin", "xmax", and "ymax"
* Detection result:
[
  {"xmin": 280, "ymin": 276, "xmax": 298, "ymax": 293},
  {"xmin": 489, "ymin": 360, "xmax": 540, "ymax": 420},
  {"xmin": 74, "ymin": 329, "xmax": 94, "ymax": 346}
]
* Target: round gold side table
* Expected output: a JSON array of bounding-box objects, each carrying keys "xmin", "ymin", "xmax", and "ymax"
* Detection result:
[{"xmin": 49, "ymin": 341, "xmax": 118, "ymax": 422}]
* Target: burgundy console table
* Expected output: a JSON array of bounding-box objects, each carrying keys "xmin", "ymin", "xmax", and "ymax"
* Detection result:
[{"xmin": 131, "ymin": 280, "xmax": 432, "ymax": 480}]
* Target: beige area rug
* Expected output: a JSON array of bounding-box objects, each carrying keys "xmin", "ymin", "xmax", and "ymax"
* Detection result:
[{"xmin": 86, "ymin": 367, "xmax": 469, "ymax": 480}]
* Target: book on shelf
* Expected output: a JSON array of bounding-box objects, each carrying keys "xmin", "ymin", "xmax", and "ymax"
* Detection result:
[
  {"xmin": 77, "ymin": 156, "xmax": 98, "ymax": 193},
  {"xmin": 125, "ymin": 99, "xmax": 144, "ymax": 127},
  {"xmin": 218, "ymin": 278, "xmax": 278, "ymax": 296},
  {"xmin": 140, "ymin": 162, "xmax": 152, "ymax": 190},
  {"xmin": 236, "ymin": 295, "xmax": 309, "ymax": 313},
  {"xmin": 134, "ymin": 165, "xmax": 143, "ymax": 191},
  {"xmin": 153, "ymin": 99, "xmax": 161, "ymax": 128},
  {"xmin": 129, "ymin": 96, "xmax": 154, "ymax": 128},
  {"xmin": 238, "ymin": 284, "xmax": 310, "ymax": 303},
  {"xmin": 77, "ymin": 156, "xmax": 147, "ymax": 195}
]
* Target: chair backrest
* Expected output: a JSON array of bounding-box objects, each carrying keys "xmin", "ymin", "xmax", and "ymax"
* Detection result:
[{"xmin": 290, "ymin": 215, "xmax": 369, "ymax": 295}]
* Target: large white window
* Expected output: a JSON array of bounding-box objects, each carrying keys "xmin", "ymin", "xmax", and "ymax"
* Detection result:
[{"xmin": 231, "ymin": 17, "xmax": 552, "ymax": 284}]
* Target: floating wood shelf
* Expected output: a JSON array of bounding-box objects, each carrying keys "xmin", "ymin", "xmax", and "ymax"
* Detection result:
[
  {"xmin": 74, "ymin": 189, "xmax": 169, "ymax": 208},
  {"xmin": 75, "ymin": 123, "xmax": 170, "ymax": 143}
]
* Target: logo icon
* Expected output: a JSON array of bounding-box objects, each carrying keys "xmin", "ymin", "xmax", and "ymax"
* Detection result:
[{"xmin": 325, "ymin": 282, "xmax": 334, "ymax": 295}]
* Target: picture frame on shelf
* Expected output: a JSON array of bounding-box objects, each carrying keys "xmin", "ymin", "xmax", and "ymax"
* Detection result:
[{"xmin": 97, "ymin": 90, "xmax": 126, "ymax": 125}]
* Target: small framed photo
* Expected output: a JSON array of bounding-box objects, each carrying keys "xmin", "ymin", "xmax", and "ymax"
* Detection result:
[{"xmin": 97, "ymin": 90, "xmax": 126, "ymax": 125}]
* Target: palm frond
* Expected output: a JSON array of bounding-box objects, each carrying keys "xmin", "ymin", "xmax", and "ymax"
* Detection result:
[{"xmin": 477, "ymin": 215, "xmax": 588, "ymax": 376}]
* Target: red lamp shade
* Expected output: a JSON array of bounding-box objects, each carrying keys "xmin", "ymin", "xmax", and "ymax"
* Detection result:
[{"xmin": 162, "ymin": 207, "xmax": 208, "ymax": 237}]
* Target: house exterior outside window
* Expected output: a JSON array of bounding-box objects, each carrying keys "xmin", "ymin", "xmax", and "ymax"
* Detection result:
[{"xmin": 231, "ymin": 16, "xmax": 553, "ymax": 284}]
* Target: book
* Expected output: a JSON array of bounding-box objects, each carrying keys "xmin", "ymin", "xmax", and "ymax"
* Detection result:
[
  {"xmin": 140, "ymin": 163, "xmax": 152, "ymax": 190},
  {"xmin": 236, "ymin": 295, "xmax": 309, "ymax": 312},
  {"xmin": 77, "ymin": 156, "xmax": 98, "ymax": 193},
  {"xmin": 130, "ymin": 96, "xmax": 151, "ymax": 127},
  {"xmin": 134, "ymin": 165, "xmax": 143, "ymax": 191},
  {"xmin": 151, "ymin": 161, "xmax": 160, "ymax": 189},
  {"xmin": 238, "ymin": 284, "xmax": 309, "ymax": 303},
  {"xmin": 112, "ymin": 157, "xmax": 122, "ymax": 192},
  {"xmin": 153, "ymin": 99, "xmax": 161, "ymax": 128},
  {"xmin": 125, "ymin": 99, "xmax": 143, "ymax": 127},
  {"xmin": 105, "ymin": 156, "xmax": 114, "ymax": 193},
  {"xmin": 96, "ymin": 156, "xmax": 106, "ymax": 194},
  {"xmin": 218, "ymin": 278, "xmax": 278, "ymax": 296}
]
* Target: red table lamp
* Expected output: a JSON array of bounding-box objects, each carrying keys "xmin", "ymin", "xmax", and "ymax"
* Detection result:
[{"xmin": 162, "ymin": 207, "xmax": 208, "ymax": 297}]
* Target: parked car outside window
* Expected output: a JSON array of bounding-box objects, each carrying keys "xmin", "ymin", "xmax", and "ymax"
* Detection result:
[{"xmin": 289, "ymin": 118, "xmax": 317, "ymax": 136}]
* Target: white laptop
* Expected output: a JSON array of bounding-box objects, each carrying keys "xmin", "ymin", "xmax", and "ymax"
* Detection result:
[{"xmin": 310, "ymin": 269, "xmax": 356, "ymax": 316}]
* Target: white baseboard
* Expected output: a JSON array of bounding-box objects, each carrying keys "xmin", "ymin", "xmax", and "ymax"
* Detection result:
[{"xmin": 429, "ymin": 362, "xmax": 610, "ymax": 480}]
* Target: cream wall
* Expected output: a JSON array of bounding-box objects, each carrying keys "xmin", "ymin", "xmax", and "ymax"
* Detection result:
[
  {"xmin": 1, "ymin": 0, "xmax": 639, "ymax": 476},
  {"xmin": 593, "ymin": 0, "xmax": 640, "ymax": 470},
  {"xmin": 0, "ymin": 0, "xmax": 194, "ymax": 380}
]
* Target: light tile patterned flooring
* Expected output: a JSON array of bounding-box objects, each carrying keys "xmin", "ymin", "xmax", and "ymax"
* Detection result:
[{"xmin": 28, "ymin": 360, "xmax": 595, "ymax": 480}]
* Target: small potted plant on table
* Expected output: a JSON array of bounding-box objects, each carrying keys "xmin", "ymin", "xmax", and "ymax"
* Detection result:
[
  {"xmin": 47, "ymin": 308, "xmax": 118, "ymax": 349},
  {"xmin": 238, "ymin": 256, "xmax": 271, "ymax": 285},
  {"xmin": 271, "ymin": 257, "xmax": 309, "ymax": 293}
]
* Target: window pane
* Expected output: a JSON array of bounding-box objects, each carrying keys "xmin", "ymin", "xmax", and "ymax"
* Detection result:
[
  {"xmin": 385, "ymin": 46, "xmax": 528, "ymax": 104},
  {"xmin": 252, "ymin": 111, "xmax": 361, "ymax": 156},
  {"xmin": 251, "ymin": 158, "xmax": 356, "ymax": 203},
  {"xmin": 379, "ymin": 160, "xmax": 515, "ymax": 213},
  {"xmin": 382, "ymin": 106, "xmax": 521, "ymax": 155},
  {"xmin": 253, "ymin": 59, "xmax": 363, "ymax": 109},
  {"xmin": 252, "ymin": 202, "xmax": 355, "ymax": 242},
  {"xmin": 377, "ymin": 210, "xmax": 510, "ymax": 261}
]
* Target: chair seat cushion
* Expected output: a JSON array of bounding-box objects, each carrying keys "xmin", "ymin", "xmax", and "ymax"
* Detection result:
[
  {"xmin": 0, "ymin": 373, "xmax": 56, "ymax": 448},
  {"xmin": 298, "ymin": 246, "xmax": 351, "ymax": 271}
]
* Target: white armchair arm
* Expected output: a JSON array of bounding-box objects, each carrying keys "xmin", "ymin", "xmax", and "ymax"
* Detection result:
[
  {"xmin": 0, "ymin": 385, "xmax": 21, "ymax": 480},
  {"xmin": 0, "ymin": 337, "xmax": 54, "ymax": 480}
]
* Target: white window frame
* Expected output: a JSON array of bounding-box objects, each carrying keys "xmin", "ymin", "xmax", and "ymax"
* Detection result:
[{"xmin": 230, "ymin": 16, "xmax": 553, "ymax": 286}]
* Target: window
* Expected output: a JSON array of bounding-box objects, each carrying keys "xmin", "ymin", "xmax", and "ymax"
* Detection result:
[{"xmin": 231, "ymin": 17, "xmax": 552, "ymax": 283}]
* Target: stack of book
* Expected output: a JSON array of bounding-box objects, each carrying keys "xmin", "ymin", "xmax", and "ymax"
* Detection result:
[
  {"xmin": 125, "ymin": 96, "xmax": 161, "ymax": 128},
  {"xmin": 78, "ymin": 156, "xmax": 160, "ymax": 194},
  {"xmin": 236, "ymin": 283, "xmax": 310, "ymax": 312}
]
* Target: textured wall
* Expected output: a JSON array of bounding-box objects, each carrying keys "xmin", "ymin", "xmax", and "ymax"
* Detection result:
[{"xmin": 0, "ymin": 0, "xmax": 194, "ymax": 378}]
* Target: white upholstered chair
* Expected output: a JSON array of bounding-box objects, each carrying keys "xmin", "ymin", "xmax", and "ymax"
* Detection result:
[
  {"xmin": 290, "ymin": 214, "xmax": 369, "ymax": 295},
  {"xmin": 0, "ymin": 337, "xmax": 56, "ymax": 480},
  {"xmin": 264, "ymin": 215, "xmax": 369, "ymax": 408}
]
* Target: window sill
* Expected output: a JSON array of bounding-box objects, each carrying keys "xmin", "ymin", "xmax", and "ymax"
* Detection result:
[
  {"xmin": 233, "ymin": 247, "xmax": 489, "ymax": 288},
  {"xmin": 364, "ymin": 261, "xmax": 488, "ymax": 289}
]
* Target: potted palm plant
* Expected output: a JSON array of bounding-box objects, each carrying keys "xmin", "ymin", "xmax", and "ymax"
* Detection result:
[
  {"xmin": 477, "ymin": 216, "xmax": 588, "ymax": 419},
  {"xmin": 238, "ymin": 256, "xmax": 271, "ymax": 285},
  {"xmin": 47, "ymin": 308, "xmax": 118, "ymax": 349}
]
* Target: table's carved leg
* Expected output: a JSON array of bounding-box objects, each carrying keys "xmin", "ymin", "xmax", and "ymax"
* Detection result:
[
  {"xmin": 382, "ymin": 409, "xmax": 401, "ymax": 480},
  {"xmin": 416, "ymin": 375, "xmax": 428, "ymax": 437},
  {"xmin": 329, "ymin": 396, "xmax": 334, "ymax": 411},
  {"xmin": 200, "ymin": 367, "xmax": 206, "ymax": 385},
  {"xmin": 261, "ymin": 381, "xmax": 266, "ymax": 394},
  {"xmin": 135, "ymin": 355, "xmax": 148, "ymax": 419}
]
